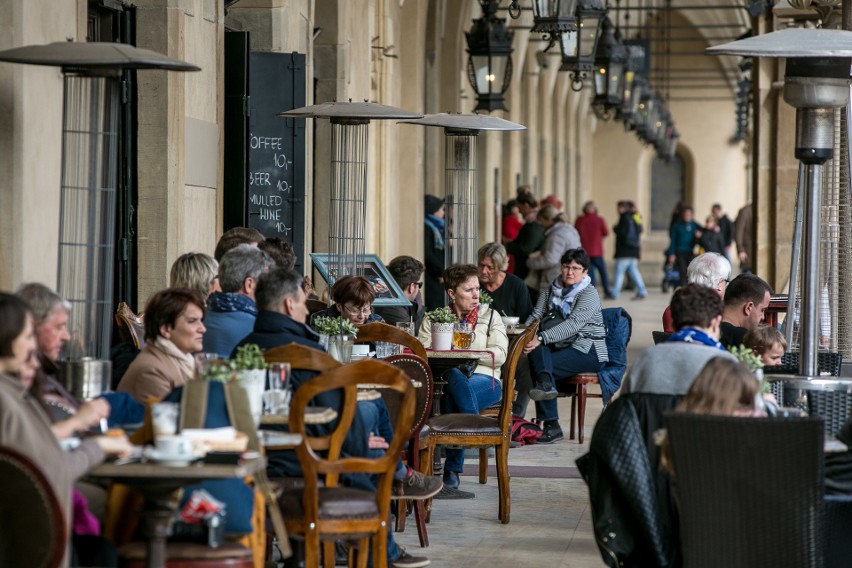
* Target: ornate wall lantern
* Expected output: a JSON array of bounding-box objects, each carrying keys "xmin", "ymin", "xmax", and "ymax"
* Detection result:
[
  {"xmin": 529, "ymin": 0, "xmax": 578, "ymax": 36},
  {"xmin": 466, "ymin": 0, "xmax": 515, "ymax": 112},
  {"xmin": 558, "ymin": 0, "xmax": 607, "ymax": 87},
  {"xmin": 593, "ymin": 17, "xmax": 626, "ymax": 116}
]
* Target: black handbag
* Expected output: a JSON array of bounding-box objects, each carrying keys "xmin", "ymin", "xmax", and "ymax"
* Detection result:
[{"xmin": 539, "ymin": 307, "xmax": 574, "ymax": 349}]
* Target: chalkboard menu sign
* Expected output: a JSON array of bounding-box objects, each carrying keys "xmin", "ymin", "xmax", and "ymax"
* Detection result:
[{"xmin": 223, "ymin": 37, "xmax": 306, "ymax": 272}]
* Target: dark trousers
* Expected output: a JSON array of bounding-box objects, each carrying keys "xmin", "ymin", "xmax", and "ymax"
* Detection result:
[
  {"xmin": 675, "ymin": 252, "xmax": 694, "ymax": 287},
  {"xmin": 527, "ymin": 344, "xmax": 604, "ymax": 422},
  {"xmin": 588, "ymin": 256, "xmax": 611, "ymax": 295}
]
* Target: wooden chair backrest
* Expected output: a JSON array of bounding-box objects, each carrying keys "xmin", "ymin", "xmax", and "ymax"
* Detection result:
[
  {"xmin": 289, "ymin": 359, "xmax": 415, "ymax": 515},
  {"xmin": 0, "ymin": 446, "xmax": 66, "ymax": 568},
  {"xmin": 264, "ymin": 343, "xmax": 341, "ymax": 374},
  {"xmin": 115, "ymin": 302, "xmax": 145, "ymax": 349},
  {"xmin": 305, "ymin": 299, "xmax": 328, "ymax": 316},
  {"xmin": 498, "ymin": 323, "xmax": 539, "ymax": 430},
  {"xmin": 355, "ymin": 321, "xmax": 427, "ymax": 360},
  {"xmin": 380, "ymin": 353, "xmax": 434, "ymax": 438}
]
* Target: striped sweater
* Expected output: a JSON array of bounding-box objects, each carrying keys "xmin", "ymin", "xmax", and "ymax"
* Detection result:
[{"xmin": 525, "ymin": 285, "xmax": 609, "ymax": 363}]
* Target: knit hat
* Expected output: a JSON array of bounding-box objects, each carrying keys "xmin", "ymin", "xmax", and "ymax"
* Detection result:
[{"xmin": 424, "ymin": 195, "xmax": 444, "ymax": 215}]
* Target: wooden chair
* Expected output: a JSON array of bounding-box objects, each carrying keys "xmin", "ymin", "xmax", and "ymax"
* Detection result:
[
  {"xmin": 115, "ymin": 302, "xmax": 145, "ymax": 349},
  {"xmin": 280, "ymin": 359, "xmax": 415, "ymax": 568},
  {"xmin": 355, "ymin": 321, "xmax": 428, "ymax": 360},
  {"xmin": 0, "ymin": 446, "xmax": 66, "ymax": 568},
  {"xmin": 381, "ymin": 353, "xmax": 434, "ymax": 547},
  {"xmin": 557, "ymin": 308, "xmax": 632, "ymax": 444},
  {"xmin": 423, "ymin": 322, "xmax": 538, "ymax": 524},
  {"xmin": 665, "ymin": 414, "xmax": 824, "ymax": 568},
  {"xmin": 306, "ymin": 299, "xmax": 329, "ymax": 316}
]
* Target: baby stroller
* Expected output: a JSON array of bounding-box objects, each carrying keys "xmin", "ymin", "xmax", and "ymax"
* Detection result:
[{"xmin": 661, "ymin": 259, "xmax": 679, "ymax": 293}]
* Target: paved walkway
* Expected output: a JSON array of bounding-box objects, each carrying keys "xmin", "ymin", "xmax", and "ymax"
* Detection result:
[{"xmin": 394, "ymin": 265, "xmax": 670, "ymax": 567}]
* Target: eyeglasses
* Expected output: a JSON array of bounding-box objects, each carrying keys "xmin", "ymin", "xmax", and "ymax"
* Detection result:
[
  {"xmin": 561, "ymin": 264, "xmax": 586, "ymax": 273},
  {"xmin": 343, "ymin": 304, "xmax": 372, "ymax": 316}
]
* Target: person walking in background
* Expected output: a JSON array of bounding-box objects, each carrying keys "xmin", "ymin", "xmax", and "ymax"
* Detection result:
[
  {"xmin": 517, "ymin": 186, "xmax": 539, "ymax": 223},
  {"xmin": 667, "ymin": 205, "xmax": 699, "ymax": 287},
  {"xmin": 424, "ymin": 194, "xmax": 446, "ymax": 311},
  {"xmin": 575, "ymin": 201, "xmax": 612, "ymax": 299},
  {"xmin": 611, "ymin": 201, "xmax": 647, "ymax": 300},
  {"xmin": 502, "ymin": 199, "xmax": 524, "ymax": 274},
  {"xmin": 526, "ymin": 205, "xmax": 581, "ymax": 295},
  {"xmin": 696, "ymin": 215, "xmax": 726, "ymax": 255},
  {"xmin": 712, "ymin": 203, "xmax": 735, "ymax": 260},
  {"xmin": 507, "ymin": 192, "xmax": 546, "ymax": 285},
  {"xmin": 734, "ymin": 202, "xmax": 754, "ymax": 273}
]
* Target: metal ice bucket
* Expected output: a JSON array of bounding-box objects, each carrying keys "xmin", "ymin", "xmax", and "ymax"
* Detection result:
[{"xmin": 59, "ymin": 357, "xmax": 111, "ymax": 400}]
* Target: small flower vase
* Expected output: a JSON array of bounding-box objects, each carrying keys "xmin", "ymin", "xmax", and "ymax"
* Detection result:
[
  {"xmin": 328, "ymin": 334, "xmax": 354, "ymax": 364},
  {"xmin": 318, "ymin": 334, "xmax": 329, "ymax": 351},
  {"xmin": 238, "ymin": 369, "xmax": 266, "ymax": 426},
  {"xmin": 431, "ymin": 322, "xmax": 454, "ymax": 351}
]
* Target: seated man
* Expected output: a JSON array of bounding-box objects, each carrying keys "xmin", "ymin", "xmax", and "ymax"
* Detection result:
[
  {"xmin": 661, "ymin": 252, "xmax": 730, "ymax": 333},
  {"xmin": 234, "ymin": 267, "xmax": 439, "ymax": 568},
  {"xmin": 213, "ymin": 226, "xmax": 265, "ymax": 262},
  {"xmin": 719, "ymin": 273, "xmax": 772, "ymax": 349},
  {"xmin": 203, "ymin": 244, "xmax": 274, "ymax": 357},
  {"xmin": 375, "ymin": 256, "xmax": 426, "ymax": 334}
]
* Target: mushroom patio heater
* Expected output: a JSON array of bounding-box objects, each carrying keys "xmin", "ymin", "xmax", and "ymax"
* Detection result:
[
  {"xmin": 399, "ymin": 114, "xmax": 526, "ymax": 266},
  {"xmin": 0, "ymin": 42, "xmax": 199, "ymax": 360},
  {"xmin": 279, "ymin": 102, "xmax": 422, "ymax": 281},
  {"xmin": 708, "ymin": 28, "xmax": 852, "ymax": 378}
]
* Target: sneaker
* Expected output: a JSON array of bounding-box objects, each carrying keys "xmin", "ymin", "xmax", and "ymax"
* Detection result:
[
  {"xmin": 392, "ymin": 546, "xmax": 430, "ymax": 568},
  {"xmin": 537, "ymin": 422, "xmax": 564, "ymax": 444},
  {"xmin": 393, "ymin": 470, "xmax": 443, "ymax": 501},
  {"xmin": 442, "ymin": 470, "xmax": 459, "ymax": 490},
  {"xmin": 632, "ymin": 293, "xmax": 647, "ymax": 301},
  {"xmin": 529, "ymin": 381, "xmax": 559, "ymax": 401}
]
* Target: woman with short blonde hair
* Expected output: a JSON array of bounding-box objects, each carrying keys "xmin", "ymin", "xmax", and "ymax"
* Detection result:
[{"xmin": 170, "ymin": 252, "xmax": 220, "ymax": 301}]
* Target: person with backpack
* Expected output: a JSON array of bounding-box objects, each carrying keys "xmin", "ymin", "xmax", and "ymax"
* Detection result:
[{"xmin": 611, "ymin": 201, "xmax": 647, "ymax": 300}]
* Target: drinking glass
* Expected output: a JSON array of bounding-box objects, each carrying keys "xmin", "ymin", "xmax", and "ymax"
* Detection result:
[
  {"xmin": 452, "ymin": 323, "xmax": 476, "ymax": 349},
  {"xmin": 395, "ymin": 321, "xmax": 415, "ymax": 336},
  {"xmin": 194, "ymin": 352, "xmax": 220, "ymax": 378},
  {"xmin": 375, "ymin": 341, "xmax": 397, "ymax": 359},
  {"xmin": 151, "ymin": 402, "xmax": 180, "ymax": 436},
  {"xmin": 267, "ymin": 362, "xmax": 291, "ymax": 391},
  {"xmin": 264, "ymin": 363, "xmax": 292, "ymax": 415}
]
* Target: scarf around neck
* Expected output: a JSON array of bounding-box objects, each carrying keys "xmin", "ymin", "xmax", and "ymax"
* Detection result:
[
  {"xmin": 451, "ymin": 302, "xmax": 479, "ymax": 326},
  {"xmin": 549, "ymin": 275, "xmax": 591, "ymax": 318},
  {"xmin": 425, "ymin": 214, "xmax": 445, "ymax": 250},
  {"xmin": 667, "ymin": 327, "xmax": 725, "ymax": 350},
  {"xmin": 152, "ymin": 336, "xmax": 196, "ymax": 382},
  {"xmin": 207, "ymin": 291, "xmax": 258, "ymax": 317}
]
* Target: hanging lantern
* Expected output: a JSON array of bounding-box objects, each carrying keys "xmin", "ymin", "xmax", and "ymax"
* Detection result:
[
  {"xmin": 531, "ymin": 0, "xmax": 579, "ymax": 35},
  {"xmin": 466, "ymin": 0, "xmax": 515, "ymax": 113},
  {"xmin": 593, "ymin": 17, "xmax": 626, "ymax": 111},
  {"xmin": 559, "ymin": 0, "xmax": 607, "ymax": 86}
]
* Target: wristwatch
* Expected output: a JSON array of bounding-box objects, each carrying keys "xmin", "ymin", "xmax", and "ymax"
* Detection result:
[{"xmin": 537, "ymin": 333, "xmax": 544, "ymax": 343}]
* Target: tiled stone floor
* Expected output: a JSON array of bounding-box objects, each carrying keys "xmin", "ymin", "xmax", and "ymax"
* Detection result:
[{"xmin": 394, "ymin": 268, "xmax": 670, "ymax": 566}]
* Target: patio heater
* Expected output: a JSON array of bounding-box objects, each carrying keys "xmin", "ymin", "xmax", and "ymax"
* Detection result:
[
  {"xmin": 0, "ymin": 42, "xmax": 199, "ymax": 360},
  {"xmin": 399, "ymin": 114, "xmax": 526, "ymax": 267},
  {"xmin": 279, "ymin": 102, "xmax": 422, "ymax": 281},
  {"xmin": 708, "ymin": 28, "xmax": 852, "ymax": 378}
]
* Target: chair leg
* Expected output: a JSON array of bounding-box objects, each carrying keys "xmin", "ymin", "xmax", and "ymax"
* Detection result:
[
  {"xmin": 321, "ymin": 541, "xmax": 335, "ymax": 568},
  {"xmin": 304, "ymin": 531, "xmax": 320, "ymax": 568},
  {"xmin": 569, "ymin": 395, "xmax": 577, "ymax": 440},
  {"xmin": 355, "ymin": 537, "xmax": 369, "ymax": 568},
  {"xmin": 373, "ymin": 526, "xmax": 388, "ymax": 568},
  {"xmin": 495, "ymin": 441, "xmax": 511, "ymax": 524},
  {"xmin": 394, "ymin": 499, "xmax": 407, "ymax": 533},
  {"xmin": 479, "ymin": 447, "xmax": 488, "ymax": 484},
  {"xmin": 577, "ymin": 384, "xmax": 588, "ymax": 444},
  {"xmin": 413, "ymin": 500, "xmax": 429, "ymax": 547}
]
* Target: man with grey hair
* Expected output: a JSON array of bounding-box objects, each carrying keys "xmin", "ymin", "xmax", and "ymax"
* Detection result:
[
  {"xmin": 203, "ymin": 243, "xmax": 274, "ymax": 356},
  {"xmin": 662, "ymin": 252, "xmax": 731, "ymax": 333},
  {"xmin": 16, "ymin": 283, "xmax": 73, "ymax": 364}
]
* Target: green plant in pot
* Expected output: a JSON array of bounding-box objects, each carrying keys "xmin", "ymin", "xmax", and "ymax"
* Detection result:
[
  {"xmin": 425, "ymin": 306, "xmax": 457, "ymax": 351},
  {"xmin": 313, "ymin": 316, "xmax": 358, "ymax": 363},
  {"xmin": 728, "ymin": 343, "xmax": 768, "ymax": 391},
  {"xmin": 479, "ymin": 290, "xmax": 493, "ymax": 310},
  {"xmin": 232, "ymin": 344, "xmax": 267, "ymax": 425}
]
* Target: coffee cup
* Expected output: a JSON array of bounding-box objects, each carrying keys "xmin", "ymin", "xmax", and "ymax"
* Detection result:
[{"xmin": 155, "ymin": 435, "xmax": 193, "ymax": 456}]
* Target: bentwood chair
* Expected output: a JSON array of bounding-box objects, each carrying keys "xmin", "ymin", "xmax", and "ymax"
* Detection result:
[
  {"xmin": 0, "ymin": 446, "xmax": 66, "ymax": 568},
  {"xmin": 424, "ymin": 322, "xmax": 538, "ymax": 524},
  {"xmin": 115, "ymin": 302, "xmax": 146, "ymax": 349},
  {"xmin": 665, "ymin": 414, "xmax": 824, "ymax": 568},
  {"xmin": 280, "ymin": 359, "xmax": 415, "ymax": 568},
  {"xmin": 264, "ymin": 343, "xmax": 341, "ymax": 375}
]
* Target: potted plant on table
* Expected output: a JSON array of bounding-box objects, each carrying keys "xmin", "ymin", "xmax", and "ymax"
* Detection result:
[
  {"xmin": 313, "ymin": 316, "xmax": 358, "ymax": 363},
  {"xmin": 233, "ymin": 344, "xmax": 267, "ymax": 425},
  {"xmin": 478, "ymin": 290, "xmax": 493, "ymax": 312},
  {"xmin": 424, "ymin": 306, "xmax": 457, "ymax": 351}
]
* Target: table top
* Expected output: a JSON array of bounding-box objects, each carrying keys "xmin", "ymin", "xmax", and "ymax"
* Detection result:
[
  {"xmin": 825, "ymin": 437, "xmax": 848, "ymax": 454},
  {"xmin": 425, "ymin": 349, "xmax": 486, "ymax": 360},
  {"xmin": 506, "ymin": 326, "xmax": 528, "ymax": 336},
  {"xmin": 87, "ymin": 456, "xmax": 267, "ymax": 481},
  {"xmin": 259, "ymin": 406, "xmax": 338, "ymax": 425},
  {"xmin": 259, "ymin": 430, "xmax": 303, "ymax": 449}
]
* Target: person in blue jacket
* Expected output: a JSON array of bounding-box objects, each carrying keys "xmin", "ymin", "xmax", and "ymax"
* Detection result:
[{"xmin": 667, "ymin": 205, "xmax": 699, "ymax": 288}]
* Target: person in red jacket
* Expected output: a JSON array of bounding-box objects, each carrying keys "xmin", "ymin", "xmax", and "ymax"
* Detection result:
[{"xmin": 575, "ymin": 201, "xmax": 612, "ymax": 298}]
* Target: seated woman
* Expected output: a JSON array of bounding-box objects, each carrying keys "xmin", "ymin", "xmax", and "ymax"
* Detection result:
[
  {"xmin": 309, "ymin": 274, "xmax": 384, "ymax": 327},
  {"xmin": 0, "ymin": 293, "xmax": 131, "ymax": 567},
  {"xmin": 117, "ymin": 288, "xmax": 206, "ymax": 403},
  {"xmin": 523, "ymin": 248, "xmax": 609, "ymax": 444},
  {"xmin": 418, "ymin": 264, "xmax": 508, "ymax": 491},
  {"xmin": 170, "ymin": 252, "xmax": 220, "ymax": 303}
]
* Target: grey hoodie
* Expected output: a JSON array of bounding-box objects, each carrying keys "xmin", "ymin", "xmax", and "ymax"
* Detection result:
[{"xmin": 527, "ymin": 221, "xmax": 582, "ymax": 290}]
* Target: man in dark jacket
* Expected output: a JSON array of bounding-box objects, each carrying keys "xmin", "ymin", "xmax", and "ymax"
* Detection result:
[
  {"xmin": 424, "ymin": 195, "xmax": 446, "ymax": 311},
  {"xmin": 611, "ymin": 201, "xmax": 647, "ymax": 300},
  {"xmin": 506, "ymin": 192, "xmax": 546, "ymax": 284},
  {"xmin": 375, "ymin": 255, "xmax": 426, "ymax": 334},
  {"xmin": 711, "ymin": 203, "xmax": 734, "ymax": 260}
]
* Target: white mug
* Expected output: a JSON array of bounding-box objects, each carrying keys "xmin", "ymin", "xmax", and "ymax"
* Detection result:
[{"xmin": 155, "ymin": 435, "xmax": 193, "ymax": 456}]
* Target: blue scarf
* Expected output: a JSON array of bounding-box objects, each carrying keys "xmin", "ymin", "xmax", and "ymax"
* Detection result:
[
  {"xmin": 424, "ymin": 214, "xmax": 445, "ymax": 250},
  {"xmin": 206, "ymin": 291, "xmax": 258, "ymax": 317},
  {"xmin": 549, "ymin": 275, "xmax": 592, "ymax": 318},
  {"xmin": 667, "ymin": 327, "xmax": 725, "ymax": 350}
]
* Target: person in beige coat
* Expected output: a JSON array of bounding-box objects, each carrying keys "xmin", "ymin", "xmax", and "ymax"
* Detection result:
[
  {"xmin": 527, "ymin": 205, "xmax": 582, "ymax": 292},
  {"xmin": 418, "ymin": 264, "xmax": 508, "ymax": 492},
  {"xmin": 118, "ymin": 288, "xmax": 206, "ymax": 403}
]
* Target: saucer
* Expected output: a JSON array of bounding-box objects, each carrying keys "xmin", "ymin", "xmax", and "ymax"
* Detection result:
[{"xmin": 144, "ymin": 447, "xmax": 199, "ymax": 467}]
